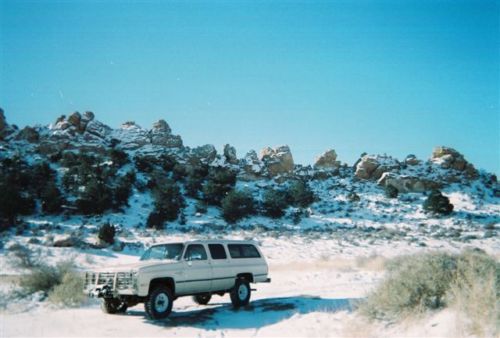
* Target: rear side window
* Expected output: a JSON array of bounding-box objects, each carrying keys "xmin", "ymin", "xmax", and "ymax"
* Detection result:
[
  {"xmin": 208, "ymin": 244, "xmax": 227, "ymax": 260},
  {"xmin": 228, "ymin": 244, "xmax": 261, "ymax": 259}
]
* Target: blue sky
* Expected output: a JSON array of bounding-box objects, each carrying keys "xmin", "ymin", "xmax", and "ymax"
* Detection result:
[{"xmin": 1, "ymin": 0, "xmax": 499, "ymax": 173}]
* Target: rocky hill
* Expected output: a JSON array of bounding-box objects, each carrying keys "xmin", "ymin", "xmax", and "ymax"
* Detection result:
[{"xmin": 0, "ymin": 108, "xmax": 498, "ymax": 246}]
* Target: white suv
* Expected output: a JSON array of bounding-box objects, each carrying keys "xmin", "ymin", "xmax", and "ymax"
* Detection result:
[{"xmin": 84, "ymin": 240, "xmax": 270, "ymax": 319}]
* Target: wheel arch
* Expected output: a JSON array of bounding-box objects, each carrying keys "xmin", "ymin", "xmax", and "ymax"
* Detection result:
[
  {"xmin": 148, "ymin": 277, "xmax": 175, "ymax": 296},
  {"xmin": 236, "ymin": 272, "xmax": 254, "ymax": 283}
]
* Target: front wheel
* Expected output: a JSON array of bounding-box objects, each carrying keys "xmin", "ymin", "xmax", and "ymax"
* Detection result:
[
  {"xmin": 144, "ymin": 286, "xmax": 173, "ymax": 320},
  {"xmin": 101, "ymin": 298, "xmax": 127, "ymax": 314},
  {"xmin": 230, "ymin": 279, "xmax": 251, "ymax": 308}
]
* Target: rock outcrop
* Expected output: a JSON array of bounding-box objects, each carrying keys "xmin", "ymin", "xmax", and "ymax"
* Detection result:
[
  {"xmin": 431, "ymin": 146, "xmax": 477, "ymax": 178},
  {"xmin": 355, "ymin": 155, "xmax": 399, "ymax": 180},
  {"xmin": 149, "ymin": 119, "xmax": 183, "ymax": 148},
  {"xmin": 241, "ymin": 150, "xmax": 263, "ymax": 178},
  {"xmin": 15, "ymin": 127, "xmax": 39, "ymax": 143},
  {"xmin": 260, "ymin": 145, "xmax": 294, "ymax": 177},
  {"xmin": 314, "ymin": 149, "xmax": 340, "ymax": 170},
  {"xmin": 378, "ymin": 172, "xmax": 441, "ymax": 193},
  {"xmin": 0, "ymin": 108, "xmax": 6, "ymax": 135},
  {"xmin": 191, "ymin": 144, "xmax": 217, "ymax": 164},
  {"xmin": 223, "ymin": 144, "xmax": 238, "ymax": 164},
  {"xmin": 0, "ymin": 108, "xmax": 16, "ymax": 140}
]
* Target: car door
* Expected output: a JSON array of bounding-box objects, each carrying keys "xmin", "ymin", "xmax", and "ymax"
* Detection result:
[
  {"xmin": 176, "ymin": 244, "xmax": 212, "ymax": 295},
  {"xmin": 208, "ymin": 243, "xmax": 233, "ymax": 291}
]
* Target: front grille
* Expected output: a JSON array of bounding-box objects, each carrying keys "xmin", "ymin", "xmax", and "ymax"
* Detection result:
[
  {"xmin": 116, "ymin": 272, "xmax": 135, "ymax": 290},
  {"xmin": 84, "ymin": 271, "xmax": 135, "ymax": 290},
  {"xmin": 97, "ymin": 272, "xmax": 115, "ymax": 285}
]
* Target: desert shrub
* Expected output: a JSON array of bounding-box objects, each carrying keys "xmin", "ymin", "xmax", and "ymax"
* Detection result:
[
  {"xmin": 19, "ymin": 260, "xmax": 85, "ymax": 307},
  {"xmin": 195, "ymin": 201, "xmax": 208, "ymax": 214},
  {"xmin": 360, "ymin": 250, "xmax": 499, "ymax": 331},
  {"xmin": 0, "ymin": 180, "xmax": 35, "ymax": 225},
  {"xmin": 221, "ymin": 189, "xmax": 255, "ymax": 223},
  {"xmin": 146, "ymin": 211, "xmax": 165, "ymax": 230},
  {"xmin": 113, "ymin": 175, "xmax": 133, "ymax": 208},
  {"xmin": 48, "ymin": 268, "xmax": 85, "ymax": 307},
  {"xmin": 75, "ymin": 178, "xmax": 114, "ymax": 215},
  {"xmin": 423, "ymin": 190, "xmax": 453, "ymax": 215},
  {"xmin": 0, "ymin": 157, "xmax": 37, "ymax": 226},
  {"xmin": 202, "ymin": 167, "xmax": 237, "ymax": 205},
  {"xmin": 7, "ymin": 243, "xmax": 39, "ymax": 268},
  {"xmin": 158, "ymin": 154, "xmax": 177, "ymax": 172},
  {"xmin": 287, "ymin": 180, "xmax": 315, "ymax": 208},
  {"xmin": 262, "ymin": 189, "xmax": 289, "ymax": 218},
  {"xmin": 185, "ymin": 176, "xmax": 204, "ymax": 198},
  {"xmin": 40, "ymin": 182, "xmax": 65, "ymax": 214},
  {"xmin": 385, "ymin": 185, "xmax": 398, "ymax": 199},
  {"xmin": 108, "ymin": 149, "xmax": 129, "ymax": 168},
  {"xmin": 134, "ymin": 155, "xmax": 154, "ymax": 173},
  {"xmin": 347, "ymin": 191, "xmax": 360, "ymax": 203},
  {"xmin": 360, "ymin": 252, "xmax": 457, "ymax": 320},
  {"xmin": 98, "ymin": 222, "xmax": 115, "ymax": 245},
  {"xmin": 147, "ymin": 180, "xmax": 185, "ymax": 229},
  {"xmin": 450, "ymin": 249, "xmax": 499, "ymax": 336}
]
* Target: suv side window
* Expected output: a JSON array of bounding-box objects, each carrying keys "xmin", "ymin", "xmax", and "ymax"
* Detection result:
[
  {"xmin": 184, "ymin": 244, "xmax": 207, "ymax": 261},
  {"xmin": 208, "ymin": 244, "xmax": 227, "ymax": 260},
  {"xmin": 228, "ymin": 244, "xmax": 261, "ymax": 259}
]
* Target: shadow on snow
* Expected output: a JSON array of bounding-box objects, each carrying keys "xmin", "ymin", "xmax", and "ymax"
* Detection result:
[{"xmin": 130, "ymin": 295, "xmax": 359, "ymax": 330}]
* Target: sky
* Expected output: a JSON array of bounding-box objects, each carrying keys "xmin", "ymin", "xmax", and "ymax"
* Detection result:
[{"xmin": 1, "ymin": 0, "xmax": 499, "ymax": 174}]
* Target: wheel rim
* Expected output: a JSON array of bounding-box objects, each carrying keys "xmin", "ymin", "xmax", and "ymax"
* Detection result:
[
  {"xmin": 238, "ymin": 284, "xmax": 248, "ymax": 301},
  {"xmin": 154, "ymin": 293, "xmax": 169, "ymax": 312}
]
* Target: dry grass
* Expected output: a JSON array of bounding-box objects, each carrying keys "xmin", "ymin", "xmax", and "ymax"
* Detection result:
[
  {"xmin": 359, "ymin": 249, "xmax": 499, "ymax": 337},
  {"xmin": 450, "ymin": 250, "xmax": 499, "ymax": 337}
]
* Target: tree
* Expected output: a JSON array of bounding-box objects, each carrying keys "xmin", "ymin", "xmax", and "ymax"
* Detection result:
[
  {"xmin": 262, "ymin": 189, "xmax": 288, "ymax": 218},
  {"xmin": 287, "ymin": 180, "xmax": 315, "ymax": 208},
  {"xmin": 221, "ymin": 189, "xmax": 255, "ymax": 223},
  {"xmin": 423, "ymin": 190, "xmax": 453, "ymax": 215}
]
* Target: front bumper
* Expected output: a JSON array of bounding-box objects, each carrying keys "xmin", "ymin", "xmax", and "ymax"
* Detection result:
[{"xmin": 84, "ymin": 271, "xmax": 137, "ymax": 297}]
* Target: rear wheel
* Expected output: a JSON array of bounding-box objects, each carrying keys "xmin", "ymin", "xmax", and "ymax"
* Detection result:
[
  {"xmin": 230, "ymin": 279, "xmax": 251, "ymax": 308},
  {"xmin": 192, "ymin": 293, "xmax": 212, "ymax": 305},
  {"xmin": 144, "ymin": 286, "xmax": 173, "ymax": 320},
  {"xmin": 101, "ymin": 298, "xmax": 127, "ymax": 314}
]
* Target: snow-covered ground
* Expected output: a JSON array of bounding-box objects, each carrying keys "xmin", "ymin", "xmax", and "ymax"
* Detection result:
[{"xmin": 1, "ymin": 230, "xmax": 498, "ymax": 338}]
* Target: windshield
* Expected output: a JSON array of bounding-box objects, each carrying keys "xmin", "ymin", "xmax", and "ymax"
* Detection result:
[{"xmin": 140, "ymin": 243, "xmax": 184, "ymax": 261}]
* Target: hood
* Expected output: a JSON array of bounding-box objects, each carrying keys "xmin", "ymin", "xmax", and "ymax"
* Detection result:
[{"xmin": 92, "ymin": 259, "xmax": 180, "ymax": 273}]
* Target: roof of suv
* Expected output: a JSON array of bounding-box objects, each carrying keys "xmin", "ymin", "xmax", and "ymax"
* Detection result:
[{"xmin": 153, "ymin": 239, "xmax": 259, "ymax": 246}]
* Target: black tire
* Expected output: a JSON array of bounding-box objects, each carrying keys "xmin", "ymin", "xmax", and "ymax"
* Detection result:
[
  {"xmin": 192, "ymin": 294, "xmax": 212, "ymax": 305},
  {"xmin": 230, "ymin": 279, "xmax": 251, "ymax": 308},
  {"xmin": 144, "ymin": 286, "xmax": 173, "ymax": 320},
  {"xmin": 101, "ymin": 299, "xmax": 128, "ymax": 314}
]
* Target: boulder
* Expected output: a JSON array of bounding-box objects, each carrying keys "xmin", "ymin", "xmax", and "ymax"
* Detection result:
[
  {"xmin": 149, "ymin": 119, "xmax": 183, "ymax": 148},
  {"xmin": 223, "ymin": 144, "xmax": 238, "ymax": 164},
  {"xmin": 0, "ymin": 108, "xmax": 14, "ymax": 139},
  {"xmin": 85, "ymin": 120, "xmax": 111, "ymax": 139},
  {"xmin": 431, "ymin": 146, "xmax": 477, "ymax": 178},
  {"xmin": 67, "ymin": 112, "xmax": 82, "ymax": 129},
  {"xmin": 0, "ymin": 108, "xmax": 5, "ymax": 133},
  {"xmin": 404, "ymin": 154, "xmax": 420, "ymax": 166},
  {"xmin": 242, "ymin": 150, "xmax": 263, "ymax": 177},
  {"xmin": 314, "ymin": 149, "xmax": 340, "ymax": 170},
  {"xmin": 191, "ymin": 144, "xmax": 217, "ymax": 164},
  {"xmin": 355, "ymin": 156, "xmax": 380, "ymax": 179},
  {"xmin": 378, "ymin": 172, "xmax": 441, "ymax": 193},
  {"xmin": 355, "ymin": 155, "xmax": 399, "ymax": 180},
  {"xmin": 260, "ymin": 145, "xmax": 294, "ymax": 177},
  {"xmin": 114, "ymin": 121, "xmax": 149, "ymax": 149},
  {"xmin": 15, "ymin": 127, "xmax": 39, "ymax": 143},
  {"xmin": 81, "ymin": 111, "xmax": 95, "ymax": 123},
  {"xmin": 151, "ymin": 119, "xmax": 171, "ymax": 134}
]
